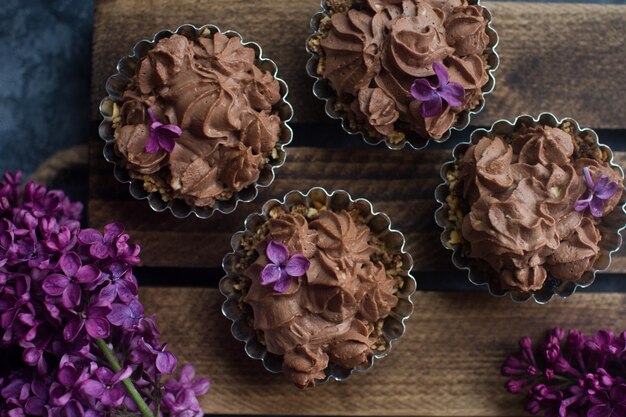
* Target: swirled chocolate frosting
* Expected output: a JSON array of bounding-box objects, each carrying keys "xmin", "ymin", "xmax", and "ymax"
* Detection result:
[
  {"xmin": 244, "ymin": 210, "xmax": 398, "ymax": 388},
  {"xmin": 458, "ymin": 125, "xmax": 624, "ymax": 292},
  {"xmin": 115, "ymin": 33, "xmax": 282, "ymax": 207},
  {"xmin": 318, "ymin": 0, "xmax": 490, "ymax": 140}
]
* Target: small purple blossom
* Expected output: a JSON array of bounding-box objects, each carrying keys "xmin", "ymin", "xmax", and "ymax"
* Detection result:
[
  {"xmin": 260, "ymin": 240, "xmax": 310, "ymax": 293},
  {"xmin": 410, "ymin": 61, "xmax": 465, "ymax": 118},
  {"xmin": 145, "ymin": 108, "xmax": 182, "ymax": 154},
  {"xmin": 81, "ymin": 366, "xmax": 131, "ymax": 407},
  {"xmin": 503, "ymin": 328, "xmax": 626, "ymax": 417},
  {"xmin": 107, "ymin": 300, "xmax": 143, "ymax": 331},
  {"xmin": 574, "ymin": 167, "xmax": 619, "ymax": 217}
]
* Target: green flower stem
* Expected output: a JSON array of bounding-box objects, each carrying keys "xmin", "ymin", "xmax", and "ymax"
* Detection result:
[{"xmin": 96, "ymin": 338, "xmax": 156, "ymax": 417}]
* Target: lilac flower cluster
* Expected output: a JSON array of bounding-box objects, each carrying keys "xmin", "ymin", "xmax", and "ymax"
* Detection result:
[
  {"xmin": 502, "ymin": 328, "xmax": 626, "ymax": 417},
  {"xmin": 0, "ymin": 172, "xmax": 209, "ymax": 417}
]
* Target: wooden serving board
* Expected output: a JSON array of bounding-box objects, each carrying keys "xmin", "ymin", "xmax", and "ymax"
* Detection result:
[
  {"xmin": 89, "ymin": 1, "xmax": 626, "ymax": 416},
  {"xmin": 142, "ymin": 288, "xmax": 626, "ymax": 416}
]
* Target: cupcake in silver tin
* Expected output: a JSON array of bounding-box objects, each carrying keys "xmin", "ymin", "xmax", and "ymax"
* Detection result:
[
  {"xmin": 220, "ymin": 188, "xmax": 416, "ymax": 387},
  {"xmin": 435, "ymin": 113, "xmax": 626, "ymax": 303},
  {"xmin": 306, "ymin": 0, "xmax": 499, "ymax": 150},
  {"xmin": 99, "ymin": 24, "xmax": 293, "ymax": 219}
]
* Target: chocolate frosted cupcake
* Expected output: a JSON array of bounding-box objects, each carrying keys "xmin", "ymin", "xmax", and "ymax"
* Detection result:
[
  {"xmin": 306, "ymin": 0, "xmax": 498, "ymax": 149},
  {"xmin": 435, "ymin": 114, "xmax": 626, "ymax": 302},
  {"xmin": 220, "ymin": 189, "xmax": 416, "ymax": 387},
  {"xmin": 99, "ymin": 25, "xmax": 293, "ymax": 218}
]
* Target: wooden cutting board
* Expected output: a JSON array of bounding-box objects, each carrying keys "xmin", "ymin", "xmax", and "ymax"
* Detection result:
[{"xmin": 89, "ymin": 1, "xmax": 626, "ymax": 415}]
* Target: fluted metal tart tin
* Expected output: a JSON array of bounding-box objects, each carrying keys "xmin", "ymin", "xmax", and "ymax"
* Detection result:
[
  {"xmin": 434, "ymin": 113, "xmax": 626, "ymax": 303},
  {"xmin": 219, "ymin": 188, "xmax": 417, "ymax": 385},
  {"xmin": 99, "ymin": 24, "xmax": 294, "ymax": 219},
  {"xmin": 305, "ymin": 0, "xmax": 499, "ymax": 150}
]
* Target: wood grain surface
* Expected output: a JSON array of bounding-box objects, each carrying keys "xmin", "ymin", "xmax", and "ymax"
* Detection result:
[
  {"xmin": 140, "ymin": 287, "xmax": 626, "ymax": 416},
  {"xmin": 88, "ymin": 142, "xmax": 626, "ymax": 273},
  {"xmin": 91, "ymin": 1, "xmax": 626, "ymax": 128}
]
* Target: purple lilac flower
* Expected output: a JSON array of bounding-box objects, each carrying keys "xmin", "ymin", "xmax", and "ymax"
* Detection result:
[
  {"xmin": 260, "ymin": 240, "xmax": 310, "ymax": 293},
  {"xmin": 42, "ymin": 252, "xmax": 101, "ymax": 309},
  {"xmin": 574, "ymin": 167, "xmax": 619, "ymax": 217},
  {"xmin": 162, "ymin": 364, "xmax": 210, "ymax": 417},
  {"xmin": 410, "ymin": 61, "xmax": 465, "ymax": 118},
  {"xmin": 145, "ymin": 108, "xmax": 182, "ymax": 154},
  {"xmin": 0, "ymin": 172, "xmax": 209, "ymax": 417},
  {"xmin": 107, "ymin": 299, "xmax": 144, "ymax": 331},
  {"xmin": 81, "ymin": 366, "xmax": 132, "ymax": 407},
  {"xmin": 503, "ymin": 328, "xmax": 626, "ymax": 417}
]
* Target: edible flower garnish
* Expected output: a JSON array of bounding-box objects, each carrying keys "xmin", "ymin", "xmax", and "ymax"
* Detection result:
[
  {"xmin": 145, "ymin": 108, "xmax": 182, "ymax": 154},
  {"xmin": 410, "ymin": 61, "xmax": 464, "ymax": 118},
  {"xmin": 574, "ymin": 166, "xmax": 619, "ymax": 217},
  {"xmin": 260, "ymin": 240, "xmax": 310, "ymax": 293}
]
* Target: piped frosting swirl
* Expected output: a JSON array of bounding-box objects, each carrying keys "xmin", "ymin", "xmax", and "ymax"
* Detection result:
[
  {"xmin": 244, "ymin": 210, "xmax": 398, "ymax": 388},
  {"xmin": 318, "ymin": 0, "xmax": 490, "ymax": 141},
  {"xmin": 457, "ymin": 125, "xmax": 623, "ymax": 292},
  {"xmin": 116, "ymin": 33, "xmax": 282, "ymax": 207}
]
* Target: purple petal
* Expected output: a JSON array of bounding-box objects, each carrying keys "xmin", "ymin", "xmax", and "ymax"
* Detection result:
[
  {"xmin": 128, "ymin": 299, "xmax": 144, "ymax": 317},
  {"xmin": 78, "ymin": 229, "xmax": 102, "ymax": 244},
  {"xmin": 88, "ymin": 306, "xmax": 111, "ymax": 319},
  {"xmin": 432, "ymin": 61, "xmax": 449, "ymax": 87},
  {"xmin": 439, "ymin": 82, "xmax": 465, "ymax": 107},
  {"xmin": 588, "ymin": 404, "xmax": 612, "ymax": 417},
  {"xmin": 421, "ymin": 95, "xmax": 443, "ymax": 118},
  {"xmin": 62, "ymin": 283, "xmax": 82, "ymax": 309},
  {"xmin": 42, "ymin": 274, "xmax": 69, "ymax": 296},
  {"xmin": 98, "ymin": 283, "xmax": 117, "ymax": 305},
  {"xmin": 273, "ymin": 276, "xmax": 292, "ymax": 293},
  {"xmin": 102, "ymin": 386, "xmax": 126, "ymax": 407},
  {"xmin": 117, "ymin": 280, "xmax": 137, "ymax": 303},
  {"xmin": 260, "ymin": 264, "xmax": 283, "ymax": 285},
  {"xmin": 410, "ymin": 79, "xmax": 437, "ymax": 102},
  {"xmin": 81, "ymin": 380, "xmax": 105, "ymax": 398},
  {"xmin": 111, "ymin": 366, "xmax": 133, "ymax": 385},
  {"xmin": 157, "ymin": 134, "xmax": 176, "ymax": 153},
  {"xmin": 63, "ymin": 318, "xmax": 84, "ymax": 342},
  {"xmin": 89, "ymin": 241, "xmax": 109, "ymax": 260},
  {"xmin": 145, "ymin": 134, "xmax": 161, "ymax": 154},
  {"xmin": 156, "ymin": 350, "xmax": 178, "ymax": 374},
  {"xmin": 192, "ymin": 378, "xmax": 211, "ymax": 395},
  {"xmin": 59, "ymin": 252, "xmax": 81, "ymax": 277},
  {"xmin": 103, "ymin": 223, "xmax": 124, "ymax": 242},
  {"xmin": 611, "ymin": 384, "xmax": 626, "ymax": 403},
  {"xmin": 179, "ymin": 364, "xmax": 195, "ymax": 384},
  {"xmin": 583, "ymin": 167, "xmax": 594, "ymax": 189},
  {"xmin": 25, "ymin": 398, "xmax": 45, "ymax": 415},
  {"xmin": 76, "ymin": 265, "xmax": 101, "ymax": 284},
  {"xmin": 107, "ymin": 304, "xmax": 131, "ymax": 327},
  {"xmin": 63, "ymin": 400, "xmax": 85, "ymax": 417},
  {"xmin": 574, "ymin": 196, "xmax": 591, "ymax": 212},
  {"xmin": 95, "ymin": 366, "xmax": 115, "ymax": 382},
  {"xmin": 147, "ymin": 108, "xmax": 158, "ymax": 123},
  {"xmin": 265, "ymin": 240, "xmax": 289, "ymax": 265},
  {"xmin": 156, "ymin": 124, "xmax": 182, "ymax": 139},
  {"xmin": 85, "ymin": 317, "xmax": 110, "ymax": 339},
  {"xmin": 594, "ymin": 175, "xmax": 609, "ymax": 193},
  {"xmin": 285, "ymin": 254, "xmax": 310, "ymax": 277},
  {"xmin": 590, "ymin": 197, "xmax": 605, "ymax": 217},
  {"xmin": 596, "ymin": 181, "xmax": 619, "ymax": 200},
  {"xmin": 57, "ymin": 366, "xmax": 78, "ymax": 387},
  {"xmin": 22, "ymin": 348, "xmax": 41, "ymax": 366}
]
